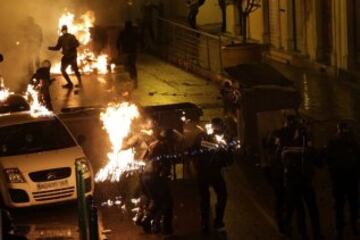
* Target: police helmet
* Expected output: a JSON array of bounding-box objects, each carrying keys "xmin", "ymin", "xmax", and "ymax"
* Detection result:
[
  {"xmin": 160, "ymin": 129, "xmax": 177, "ymax": 142},
  {"xmin": 211, "ymin": 117, "xmax": 225, "ymax": 134}
]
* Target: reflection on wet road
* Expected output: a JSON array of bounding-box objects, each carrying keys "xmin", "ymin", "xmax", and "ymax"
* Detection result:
[{"xmin": 271, "ymin": 61, "xmax": 360, "ymax": 122}]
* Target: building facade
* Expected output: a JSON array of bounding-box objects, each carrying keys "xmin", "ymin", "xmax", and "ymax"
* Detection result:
[
  {"xmin": 243, "ymin": 0, "xmax": 359, "ymax": 75},
  {"xmin": 158, "ymin": 0, "xmax": 360, "ymax": 76}
]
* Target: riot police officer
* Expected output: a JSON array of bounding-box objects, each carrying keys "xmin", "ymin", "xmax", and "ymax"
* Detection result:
[
  {"xmin": 279, "ymin": 117, "xmax": 322, "ymax": 240},
  {"xmin": 140, "ymin": 129, "xmax": 178, "ymax": 236},
  {"xmin": 193, "ymin": 117, "xmax": 232, "ymax": 233},
  {"xmin": 267, "ymin": 115, "xmax": 299, "ymax": 235},
  {"xmin": 326, "ymin": 122, "xmax": 359, "ymax": 239}
]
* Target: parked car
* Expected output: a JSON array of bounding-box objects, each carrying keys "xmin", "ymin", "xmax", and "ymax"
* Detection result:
[{"xmin": 0, "ymin": 111, "xmax": 93, "ymax": 208}]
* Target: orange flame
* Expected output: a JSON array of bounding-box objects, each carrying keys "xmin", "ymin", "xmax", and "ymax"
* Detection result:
[
  {"xmin": 95, "ymin": 102, "xmax": 145, "ymax": 182},
  {"xmin": 51, "ymin": 10, "xmax": 113, "ymax": 75},
  {"xmin": 25, "ymin": 84, "xmax": 53, "ymax": 118}
]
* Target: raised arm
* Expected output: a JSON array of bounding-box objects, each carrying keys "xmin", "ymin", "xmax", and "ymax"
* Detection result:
[{"xmin": 48, "ymin": 36, "xmax": 62, "ymax": 51}]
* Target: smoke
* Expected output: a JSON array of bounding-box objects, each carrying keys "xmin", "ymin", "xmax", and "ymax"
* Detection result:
[
  {"xmin": 0, "ymin": 0, "xmax": 149, "ymax": 92},
  {"xmin": 0, "ymin": 0, "xmax": 76, "ymax": 91}
]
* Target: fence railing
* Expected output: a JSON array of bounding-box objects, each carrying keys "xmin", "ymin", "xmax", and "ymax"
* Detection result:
[{"xmin": 154, "ymin": 17, "xmax": 240, "ymax": 77}]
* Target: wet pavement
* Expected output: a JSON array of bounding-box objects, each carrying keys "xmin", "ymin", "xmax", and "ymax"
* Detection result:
[
  {"xmin": 9, "ymin": 55, "xmax": 360, "ymax": 240},
  {"xmin": 269, "ymin": 61, "xmax": 360, "ymax": 123}
]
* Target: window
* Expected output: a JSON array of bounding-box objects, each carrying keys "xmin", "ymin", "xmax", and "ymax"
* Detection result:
[{"xmin": 0, "ymin": 119, "xmax": 76, "ymax": 156}]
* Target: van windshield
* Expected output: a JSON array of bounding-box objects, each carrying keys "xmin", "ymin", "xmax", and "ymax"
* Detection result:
[{"xmin": 0, "ymin": 119, "xmax": 76, "ymax": 156}]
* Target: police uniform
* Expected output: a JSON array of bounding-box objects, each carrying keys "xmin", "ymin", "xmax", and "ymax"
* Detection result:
[
  {"xmin": 140, "ymin": 130, "xmax": 176, "ymax": 235},
  {"xmin": 278, "ymin": 124, "xmax": 322, "ymax": 240},
  {"xmin": 327, "ymin": 127, "xmax": 359, "ymax": 238},
  {"xmin": 193, "ymin": 119, "xmax": 232, "ymax": 233}
]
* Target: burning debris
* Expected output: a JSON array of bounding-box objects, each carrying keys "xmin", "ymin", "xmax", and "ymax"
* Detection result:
[
  {"xmin": 51, "ymin": 10, "xmax": 115, "ymax": 75},
  {"xmin": 0, "ymin": 79, "xmax": 52, "ymax": 117},
  {"xmin": 0, "ymin": 78, "xmax": 12, "ymax": 102},
  {"xmin": 24, "ymin": 84, "xmax": 53, "ymax": 118},
  {"xmin": 95, "ymin": 102, "xmax": 145, "ymax": 183}
]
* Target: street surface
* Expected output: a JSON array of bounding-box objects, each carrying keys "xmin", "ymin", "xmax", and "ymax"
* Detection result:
[{"xmin": 10, "ymin": 55, "xmax": 360, "ymax": 240}]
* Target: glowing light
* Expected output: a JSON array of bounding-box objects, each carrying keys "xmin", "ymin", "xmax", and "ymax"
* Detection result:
[
  {"xmin": 140, "ymin": 129, "xmax": 153, "ymax": 136},
  {"xmin": 205, "ymin": 123, "xmax": 214, "ymax": 135},
  {"xmin": 95, "ymin": 102, "xmax": 145, "ymax": 182},
  {"xmin": 0, "ymin": 78, "xmax": 12, "ymax": 102},
  {"xmin": 25, "ymin": 85, "xmax": 53, "ymax": 118},
  {"xmin": 215, "ymin": 134, "xmax": 227, "ymax": 145}
]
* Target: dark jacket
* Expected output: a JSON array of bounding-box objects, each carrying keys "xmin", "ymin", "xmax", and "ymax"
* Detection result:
[
  {"xmin": 30, "ymin": 67, "xmax": 51, "ymax": 89},
  {"xmin": 49, "ymin": 33, "xmax": 79, "ymax": 58},
  {"xmin": 117, "ymin": 27, "xmax": 139, "ymax": 54},
  {"xmin": 145, "ymin": 140, "xmax": 175, "ymax": 177},
  {"xmin": 193, "ymin": 131, "xmax": 233, "ymax": 178},
  {"xmin": 327, "ymin": 132, "xmax": 360, "ymax": 180}
]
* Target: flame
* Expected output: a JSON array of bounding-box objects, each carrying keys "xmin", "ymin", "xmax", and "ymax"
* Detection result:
[
  {"xmin": 205, "ymin": 123, "xmax": 227, "ymax": 145},
  {"xmin": 95, "ymin": 102, "xmax": 145, "ymax": 182},
  {"xmin": 205, "ymin": 123, "xmax": 214, "ymax": 135},
  {"xmin": 58, "ymin": 11, "xmax": 94, "ymax": 45},
  {"xmin": 25, "ymin": 85, "xmax": 53, "ymax": 118},
  {"xmin": 215, "ymin": 134, "xmax": 227, "ymax": 145},
  {"xmin": 51, "ymin": 10, "xmax": 113, "ymax": 75},
  {"xmin": 0, "ymin": 78, "xmax": 12, "ymax": 102}
]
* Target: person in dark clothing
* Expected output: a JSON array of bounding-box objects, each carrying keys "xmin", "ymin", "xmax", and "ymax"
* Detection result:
[
  {"xmin": 187, "ymin": 0, "xmax": 205, "ymax": 29},
  {"xmin": 2, "ymin": 209, "xmax": 28, "ymax": 240},
  {"xmin": 263, "ymin": 129, "xmax": 286, "ymax": 235},
  {"xmin": 48, "ymin": 25, "xmax": 82, "ymax": 88},
  {"xmin": 326, "ymin": 122, "xmax": 359, "ymax": 240},
  {"xmin": 193, "ymin": 118, "xmax": 232, "ymax": 234},
  {"xmin": 140, "ymin": 129, "xmax": 177, "ymax": 236},
  {"xmin": 264, "ymin": 115, "xmax": 300, "ymax": 235},
  {"xmin": 277, "ymin": 117, "xmax": 322, "ymax": 240},
  {"xmin": 117, "ymin": 21, "xmax": 139, "ymax": 88},
  {"xmin": 220, "ymin": 80, "xmax": 239, "ymax": 116},
  {"xmin": 141, "ymin": 1, "xmax": 156, "ymax": 47},
  {"xmin": 30, "ymin": 60, "xmax": 54, "ymax": 110}
]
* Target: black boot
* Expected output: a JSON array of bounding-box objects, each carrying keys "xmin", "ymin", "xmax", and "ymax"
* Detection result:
[{"xmin": 140, "ymin": 217, "xmax": 152, "ymax": 233}]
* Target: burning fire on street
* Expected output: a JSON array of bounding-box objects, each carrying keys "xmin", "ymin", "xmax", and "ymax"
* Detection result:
[
  {"xmin": 0, "ymin": 78, "xmax": 53, "ymax": 117},
  {"xmin": 0, "ymin": 78, "xmax": 12, "ymax": 102},
  {"xmin": 95, "ymin": 102, "xmax": 145, "ymax": 183},
  {"xmin": 24, "ymin": 84, "xmax": 53, "ymax": 118},
  {"xmin": 51, "ymin": 10, "xmax": 115, "ymax": 75}
]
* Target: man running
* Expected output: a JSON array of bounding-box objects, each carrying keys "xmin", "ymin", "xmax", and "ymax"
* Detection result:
[{"xmin": 48, "ymin": 25, "xmax": 82, "ymax": 88}]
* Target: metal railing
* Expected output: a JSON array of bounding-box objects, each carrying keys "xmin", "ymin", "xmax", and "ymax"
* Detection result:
[{"xmin": 155, "ymin": 17, "xmax": 237, "ymax": 76}]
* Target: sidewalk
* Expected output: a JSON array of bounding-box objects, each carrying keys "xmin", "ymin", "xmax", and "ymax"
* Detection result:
[{"xmin": 50, "ymin": 54, "xmax": 223, "ymax": 121}]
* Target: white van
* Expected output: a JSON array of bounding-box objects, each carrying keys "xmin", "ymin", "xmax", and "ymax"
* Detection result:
[{"xmin": 0, "ymin": 111, "xmax": 93, "ymax": 208}]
